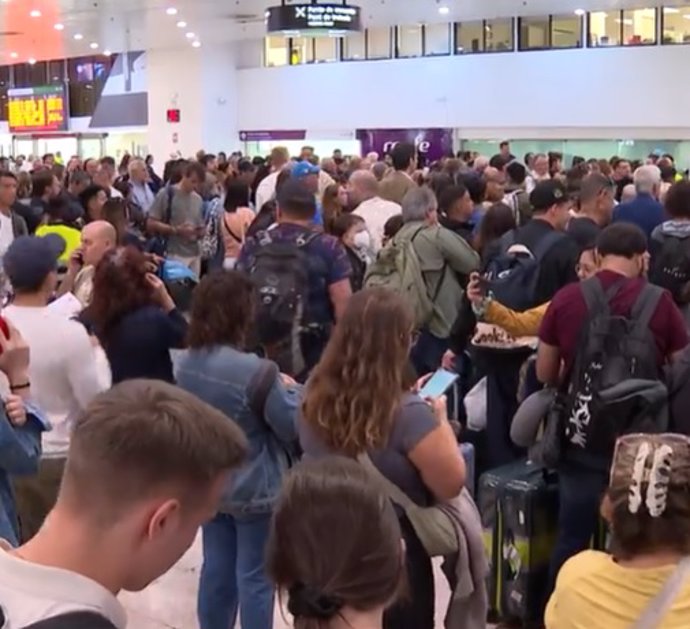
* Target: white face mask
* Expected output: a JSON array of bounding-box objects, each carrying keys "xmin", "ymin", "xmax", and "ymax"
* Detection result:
[{"xmin": 353, "ymin": 230, "xmax": 371, "ymax": 250}]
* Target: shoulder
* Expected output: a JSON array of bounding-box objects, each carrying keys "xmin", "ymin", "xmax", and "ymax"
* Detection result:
[
  {"xmin": 548, "ymin": 280, "xmax": 584, "ymax": 313},
  {"xmin": 555, "ymin": 550, "xmax": 611, "ymax": 589},
  {"xmin": 392, "ymin": 392, "xmax": 438, "ymax": 449}
]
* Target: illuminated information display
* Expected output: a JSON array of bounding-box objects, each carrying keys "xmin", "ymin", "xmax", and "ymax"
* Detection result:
[
  {"xmin": 8, "ymin": 85, "xmax": 69, "ymax": 133},
  {"xmin": 266, "ymin": 4, "xmax": 362, "ymax": 35}
]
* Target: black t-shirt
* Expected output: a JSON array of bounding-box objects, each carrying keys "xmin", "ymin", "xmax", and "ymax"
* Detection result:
[
  {"xmin": 513, "ymin": 219, "xmax": 580, "ymax": 305},
  {"xmin": 567, "ymin": 216, "xmax": 601, "ymax": 252}
]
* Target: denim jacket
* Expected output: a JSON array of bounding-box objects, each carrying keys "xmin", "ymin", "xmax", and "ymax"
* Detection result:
[
  {"xmin": 176, "ymin": 346, "xmax": 300, "ymax": 516},
  {"xmin": 0, "ymin": 406, "xmax": 48, "ymax": 545}
]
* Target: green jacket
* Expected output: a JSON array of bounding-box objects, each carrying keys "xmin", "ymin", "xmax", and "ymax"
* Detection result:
[{"xmin": 395, "ymin": 221, "xmax": 480, "ymax": 338}]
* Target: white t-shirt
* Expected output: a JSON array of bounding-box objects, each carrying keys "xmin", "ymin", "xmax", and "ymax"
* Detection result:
[
  {"xmin": 0, "ymin": 542, "xmax": 127, "ymax": 628},
  {"xmin": 353, "ymin": 196, "xmax": 402, "ymax": 252},
  {"xmin": 0, "ymin": 213, "xmax": 14, "ymax": 260},
  {"xmin": 3, "ymin": 305, "xmax": 109, "ymax": 457},
  {"xmin": 255, "ymin": 171, "xmax": 280, "ymax": 211}
]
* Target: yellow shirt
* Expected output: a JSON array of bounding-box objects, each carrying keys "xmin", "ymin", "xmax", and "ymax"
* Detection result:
[
  {"xmin": 546, "ymin": 551, "xmax": 690, "ymax": 629},
  {"xmin": 35, "ymin": 224, "xmax": 81, "ymax": 264},
  {"xmin": 485, "ymin": 299, "xmax": 549, "ymax": 338}
]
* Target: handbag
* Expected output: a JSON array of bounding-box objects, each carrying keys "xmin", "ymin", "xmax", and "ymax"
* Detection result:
[
  {"xmin": 464, "ymin": 376, "xmax": 487, "ymax": 431},
  {"xmin": 629, "ymin": 556, "xmax": 690, "ymax": 629},
  {"xmin": 357, "ymin": 453, "xmax": 458, "ymax": 557}
]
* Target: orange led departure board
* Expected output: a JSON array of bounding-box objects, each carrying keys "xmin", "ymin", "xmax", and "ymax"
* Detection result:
[{"xmin": 8, "ymin": 85, "xmax": 68, "ymax": 133}]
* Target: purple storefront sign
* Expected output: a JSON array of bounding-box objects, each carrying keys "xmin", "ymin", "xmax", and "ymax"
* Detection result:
[
  {"xmin": 239, "ymin": 130, "xmax": 307, "ymax": 142},
  {"xmin": 356, "ymin": 128, "xmax": 454, "ymax": 163}
]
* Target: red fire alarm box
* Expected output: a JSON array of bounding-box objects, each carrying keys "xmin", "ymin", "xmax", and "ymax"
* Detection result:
[{"xmin": 166, "ymin": 108, "xmax": 181, "ymax": 123}]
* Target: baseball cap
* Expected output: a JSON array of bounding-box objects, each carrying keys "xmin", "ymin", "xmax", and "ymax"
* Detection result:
[
  {"xmin": 529, "ymin": 180, "xmax": 569, "ymax": 212},
  {"xmin": 291, "ymin": 160, "xmax": 320, "ymax": 179},
  {"xmin": 4, "ymin": 234, "xmax": 66, "ymax": 291}
]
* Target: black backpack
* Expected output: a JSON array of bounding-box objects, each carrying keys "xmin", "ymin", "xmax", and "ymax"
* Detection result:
[
  {"xmin": 561, "ymin": 278, "xmax": 669, "ymax": 470},
  {"xmin": 484, "ymin": 230, "xmax": 564, "ymax": 312},
  {"xmin": 649, "ymin": 233, "xmax": 690, "ymax": 306},
  {"xmin": 0, "ymin": 610, "xmax": 115, "ymax": 629},
  {"xmin": 247, "ymin": 228, "xmax": 319, "ymax": 376}
]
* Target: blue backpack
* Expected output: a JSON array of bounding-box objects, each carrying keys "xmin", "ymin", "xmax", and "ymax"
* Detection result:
[{"xmin": 485, "ymin": 230, "xmax": 564, "ymax": 312}]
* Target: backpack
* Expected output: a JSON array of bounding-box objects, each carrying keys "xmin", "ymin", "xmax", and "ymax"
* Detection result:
[
  {"xmin": 649, "ymin": 233, "xmax": 690, "ymax": 306},
  {"xmin": 246, "ymin": 228, "xmax": 319, "ymax": 376},
  {"xmin": 485, "ymin": 230, "xmax": 564, "ymax": 312},
  {"xmin": 504, "ymin": 190, "xmax": 531, "ymax": 226},
  {"xmin": 364, "ymin": 226, "xmax": 444, "ymax": 329},
  {"xmin": 560, "ymin": 278, "xmax": 669, "ymax": 470},
  {"xmin": 200, "ymin": 197, "xmax": 223, "ymax": 262}
]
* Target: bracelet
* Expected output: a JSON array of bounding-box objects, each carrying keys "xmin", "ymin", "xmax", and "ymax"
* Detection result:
[
  {"xmin": 471, "ymin": 295, "xmax": 492, "ymax": 319},
  {"xmin": 10, "ymin": 382, "xmax": 30, "ymax": 391}
]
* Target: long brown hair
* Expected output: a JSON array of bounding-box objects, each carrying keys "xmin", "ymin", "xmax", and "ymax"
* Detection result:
[
  {"xmin": 267, "ymin": 457, "xmax": 403, "ymax": 629},
  {"xmin": 302, "ymin": 289, "xmax": 414, "ymax": 456},
  {"xmin": 321, "ymin": 184, "xmax": 344, "ymax": 234}
]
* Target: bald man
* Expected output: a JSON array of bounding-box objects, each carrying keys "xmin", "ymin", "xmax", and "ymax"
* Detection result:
[
  {"xmin": 349, "ymin": 170, "xmax": 401, "ymax": 252},
  {"xmin": 57, "ymin": 220, "xmax": 117, "ymax": 306}
]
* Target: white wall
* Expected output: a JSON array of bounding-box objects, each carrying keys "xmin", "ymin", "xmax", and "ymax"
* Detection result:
[{"xmin": 237, "ymin": 45, "xmax": 690, "ymax": 138}]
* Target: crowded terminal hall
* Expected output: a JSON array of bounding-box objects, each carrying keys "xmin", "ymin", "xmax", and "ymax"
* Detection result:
[{"xmin": 4, "ymin": 1, "xmax": 690, "ymax": 629}]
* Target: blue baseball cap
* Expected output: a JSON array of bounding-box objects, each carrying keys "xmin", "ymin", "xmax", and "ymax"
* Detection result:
[
  {"xmin": 291, "ymin": 160, "xmax": 320, "ymax": 179},
  {"xmin": 4, "ymin": 234, "xmax": 66, "ymax": 291}
]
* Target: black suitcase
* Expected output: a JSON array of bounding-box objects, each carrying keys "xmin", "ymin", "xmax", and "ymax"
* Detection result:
[{"xmin": 478, "ymin": 460, "xmax": 559, "ymax": 626}]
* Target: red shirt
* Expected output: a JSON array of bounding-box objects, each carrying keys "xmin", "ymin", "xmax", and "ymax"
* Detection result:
[{"xmin": 539, "ymin": 270, "xmax": 689, "ymax": 371}]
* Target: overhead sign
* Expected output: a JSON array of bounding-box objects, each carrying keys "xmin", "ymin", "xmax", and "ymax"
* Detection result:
[
  {"xmin": 266, "ymin": 3, "xmax": 362, "ymax": 35},
  {"xmin": 8, "ymin": 85, "xmax": 69, "ymax": 133}
]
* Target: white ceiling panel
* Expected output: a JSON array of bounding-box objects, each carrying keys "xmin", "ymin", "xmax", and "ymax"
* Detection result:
[{"xmin": 0, "ymin": 0, "xmax": 686, "ymax": 62}]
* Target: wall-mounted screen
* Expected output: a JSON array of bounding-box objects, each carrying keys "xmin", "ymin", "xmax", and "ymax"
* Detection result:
[
  {"xmin": 8, "ymin": 85, "xmax": 69, "ymax": 133},
  {"xmin": 266, "ymin": 3, "xmax": 362, "ymax": 36}
]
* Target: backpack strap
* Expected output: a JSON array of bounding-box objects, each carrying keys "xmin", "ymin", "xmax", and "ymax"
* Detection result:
[
  {"xmin": 247, "ymin": 359, "xmax": 280, "ymax": 423},
  {"xmin": 165, "ymin": 186, "xmax": 175, "ymax": 224},
  {"xmin": 630, "ymin": 284, "xmax": 665, "ymax": 332},
  {"xmin": 22, "ymin": 611, "xmax": 117, "ymax": 629},
  {"xmin": 531, "ymin": 230, "xmax": 565, "ymax": 263},
  {"xmin": 580, "ymin": 276, "xmax": 628, "ymax": 318},
  {"xmin": 357, "ymin": 452, "xmax": 418, "ymax": 511}
]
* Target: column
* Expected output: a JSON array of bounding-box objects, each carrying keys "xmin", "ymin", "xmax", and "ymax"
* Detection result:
[{"xmin": 146, "ymin": 43, "xmax": 240, "ymax": 166}]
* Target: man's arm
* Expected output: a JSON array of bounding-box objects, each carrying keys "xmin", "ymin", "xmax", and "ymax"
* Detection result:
[
  {"xmin": 536, "ymin": 342, "xmax": 561, "ymax": 387},
  {"xmin": 438, "ymin": 229, "xmax": 480, "ymax": 276},
  {"xmin": 146, "ymin": 189, "xmax": 176, "ymax": 236},
  {"xmin": 329, "ymin": 279, "xmax": 352, "ymax": 322},
  {"xmin": 327, "ymin": 240, "xmax": 353, "ymax": 321},
  {"xmin": 67, "ymin": 324, "xmax": 109, "ymax": 410}
]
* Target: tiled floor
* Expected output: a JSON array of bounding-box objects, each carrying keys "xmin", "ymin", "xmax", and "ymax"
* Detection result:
[{"xmin": 118, "ymin": 535, "xmax": 456, "ymax": 629}]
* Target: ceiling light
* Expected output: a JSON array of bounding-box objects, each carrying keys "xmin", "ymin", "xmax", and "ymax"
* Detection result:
[
  {"xmin": 103, "ymin": 49, "xmax": 112, "ymax": 56},
  {"xmin": 90, "ymin": 42, "xmax": 99, "ymax": 49},
  {"xmin": 574, "ymin": 9, "xmax": 585, "ymax": 16},
  {"xmin": 438, "ymin": 5, "xmax": 450, "ymax": 15},
  {"xmin": 176, "ymin": 20, "xmax": 187, "ymax": 28},
  {"xmin": 166, "ymin": 7, "xmax": 178, "ymax": 15},
  {"xmin": 54, "ymin": 23, "xmax": 65, "ymax": 30},
  {"xmin": 28, "ymin": 58, "xmax": 36, "ymax": 65},
  {"xmin": 29, "ymin": 9, "xmax": 41, "ymax": 18},
  {"xmin": 185, "ymin": 31, "xmax": 195, "ymax": 39},
  {"xmin": 74, "ymin": 33, "xmax": 83, "ymax": 40},
  {"xmin": 9, "ymin": 52, "xmax": 18, "ymax": 59},
  {"xmin": 192, "ymin": 41, "xmax": 201, "ymax": 48}
]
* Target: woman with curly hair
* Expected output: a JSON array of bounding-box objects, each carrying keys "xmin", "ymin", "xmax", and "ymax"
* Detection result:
[
  {"xmin": 176, "ymin": 270, "xmax": 300, "ymax": 629},
  {"xmin": 546, "ymin": 433, "xmax": 690, "ymax": 629},
  {"xmin": 81, "ymin": 247, "xmax": 187, "ymax": 384},
  {"xmin": 299, "ymin": 288, "xmax": 465, "ymax": 629}
]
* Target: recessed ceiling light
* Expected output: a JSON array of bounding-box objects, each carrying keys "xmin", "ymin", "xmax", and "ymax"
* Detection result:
[
  {"xmin": 176, "ymin": 20, "xmax": 187, "ymax": 28},
  {"xmin": 438, "ymin": 6, "xmax": 450, "ymax": 15},
  {"xmin": 54, "ymin": 23, "xmax": 65, "ymax": 30},
  {"xmin": 28, "ymin": 58, "xmax": 36, "ymax": 65},
  {"xmin": 29, "ymin": 9, "xmax": 41, "ymax": 18},
  {"xmin": 185, "ymin": 31, "xmax": 195, "ymax": 39},
  {"xmin": 90, "ymin": 42, "xmax": 99, "ymax": 49},
  {"xmin": 9, "ymin": 52, "xmax": 18, "ymax": 59},
  {"xmin": 192, "ymin": 41, "xmax": 201, "ymax": 48},
  {"xmin": 103, "ymin": 49, "xmax": 112, "ymax": 56},
  {"xmin": 574, "ymin": 9, "xmax": 585, "ymax": 16},
  {"xmin": 166, "ymin": 7, "xmax": 178, "ymax": 16},
  {"xmin": 74, "ymin": 33, "xmax": 83, "ymax": 40}
]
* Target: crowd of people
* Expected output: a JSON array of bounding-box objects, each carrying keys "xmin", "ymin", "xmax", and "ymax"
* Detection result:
[{"xmin": 0, "ymin": 140, "xmax": 688, "ymax": 629}]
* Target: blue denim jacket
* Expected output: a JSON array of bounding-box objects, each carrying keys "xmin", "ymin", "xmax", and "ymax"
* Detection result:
[
  {"xmin": 176, "ymin": 346, "xmax": 300, "ymax": 516},
  {"xmin": 0, "ymin": 406, "xmax": 48, "ymax": 545}
]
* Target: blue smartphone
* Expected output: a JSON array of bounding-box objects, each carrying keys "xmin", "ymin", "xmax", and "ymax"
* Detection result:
[{"xmin": 419, "ymin": 368, "xmax": 459, "ymax": 399}]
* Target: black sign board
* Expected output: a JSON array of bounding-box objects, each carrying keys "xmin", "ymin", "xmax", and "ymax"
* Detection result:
[{"xmin": 266, "ymin": 3, "xmax": 362, "ymax": 34}]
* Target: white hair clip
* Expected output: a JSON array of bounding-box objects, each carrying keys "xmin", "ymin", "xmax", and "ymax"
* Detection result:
[
  {"xmin": 646, "ymin": 445, "xmax": 674, "ymax": 518},
  {"xmin": 628, "ymin": 442, "xmax": 651, "ymax": 515}
]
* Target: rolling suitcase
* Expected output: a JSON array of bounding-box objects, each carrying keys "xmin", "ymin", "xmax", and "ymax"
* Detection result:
[{"xmin": 478, "ymin": 460, "xmax": 559, "ymax": 627}]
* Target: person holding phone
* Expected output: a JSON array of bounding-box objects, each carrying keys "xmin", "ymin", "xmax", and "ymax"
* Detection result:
[
  {"xmin": 300, "ymin": 288, "xmax": 465, "ymax": 629},
  {"xmin": 80, "ymin": 247, "xmax": 187, "ymax": 384}
]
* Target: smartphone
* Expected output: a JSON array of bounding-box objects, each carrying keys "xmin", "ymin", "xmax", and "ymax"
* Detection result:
[{"xmin": 419, "ymin": 368, "xmax": 459, "ymax": 399}]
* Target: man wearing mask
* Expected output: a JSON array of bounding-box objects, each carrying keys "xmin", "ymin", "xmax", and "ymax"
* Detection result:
[{"xmin": 350, "ymin": 170, "xmax": 401, "ymax": 253}]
